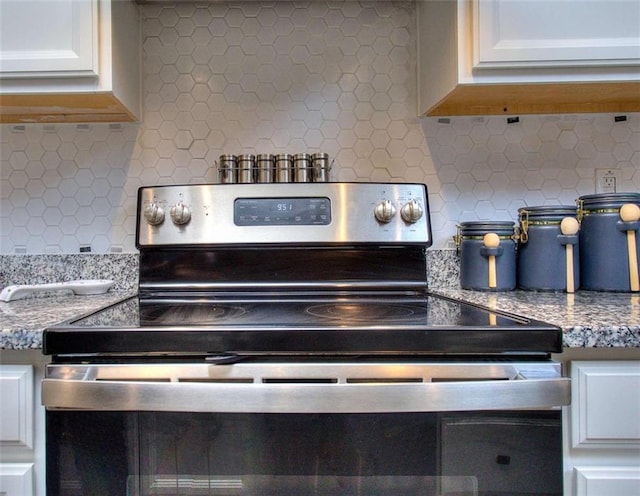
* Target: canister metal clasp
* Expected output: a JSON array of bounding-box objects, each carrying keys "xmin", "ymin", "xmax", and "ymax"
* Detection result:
[
  {"xmin": 576, "ymin": 198, "xmax": 585, "ymax": 223},
  {"xmin": 511, "ymin": 226, "xmax": 521, "ymax": 247},
  {"xmin": 518, "ymin": 210, "xmax": 530, "ymax": 243},
  {"xmin": 453, "ymin": 225, "xmax": 462, "ymax": 255}
]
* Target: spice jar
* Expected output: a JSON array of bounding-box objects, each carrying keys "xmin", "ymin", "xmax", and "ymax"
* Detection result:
[
  {"xmin": 312, "ymin": 153, "xmax": 330, "ymax": 182},
  {"xmin": 275, "ymin": 153, "xmax": 292, "ymax": 183},
  {"xmin": 218, "ymin": 155, "xmax": 236, "ymax": 184},
  {"xmin": 236, "ymin": 154, "xmax": 255, "ymax": 184},
  {"xmin": 256, "ymin": 154, "xmax": 274, "ymax": 183},
  {"xmin": 293, "ymin": 153, "xmax": 312, "ymax": 183}
]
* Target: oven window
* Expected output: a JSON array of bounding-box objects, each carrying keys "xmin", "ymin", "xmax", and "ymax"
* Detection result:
[{"xmin": 46, "ymin": 411, "xmax": 561, "ymax": 496}]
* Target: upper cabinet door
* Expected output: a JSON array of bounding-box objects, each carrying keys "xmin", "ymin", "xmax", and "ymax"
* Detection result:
[
  {"xmin": 0, "ymin": 0, "xmax": 98, "ymax": 78},
  {"xmin": 474, "ymin": 0, "xmax": 640, "ymax": 69}
]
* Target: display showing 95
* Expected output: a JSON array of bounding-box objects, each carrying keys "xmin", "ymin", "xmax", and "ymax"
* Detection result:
[{"xmin": 234, "ymin": 197, "xmax": 331, "ymax": 226}]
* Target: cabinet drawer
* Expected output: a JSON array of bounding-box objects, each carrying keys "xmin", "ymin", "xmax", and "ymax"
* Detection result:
[{"xmin": 571, "ymin": 361, "xmax": 640, "ymax": 449}]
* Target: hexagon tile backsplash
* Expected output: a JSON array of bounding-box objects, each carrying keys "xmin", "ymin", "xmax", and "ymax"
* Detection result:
[{"xmin": 1, "ymin": 1, "xmax": 639, "ymax": 254}]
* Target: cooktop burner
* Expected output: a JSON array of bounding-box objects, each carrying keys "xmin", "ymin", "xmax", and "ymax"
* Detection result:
[
  {"xmin": 305, "ymin": 303, "xmax": 421, "ymax": 322},
  {"xmin": 145, "ymin": 304, "xmax": 249, "ymax": 325}
]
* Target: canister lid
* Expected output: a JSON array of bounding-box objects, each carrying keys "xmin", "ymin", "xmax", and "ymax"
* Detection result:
[
  {"xmin": 578, "ymin": 192, "xmax": 640, "ymax": 209},
  {"xmin": 458, "ymin": 221, "xmax": 515, "ymax": 236},
  {"xmin": 518, "ymin": 205, "xmax": 577, "ymax": 220}
]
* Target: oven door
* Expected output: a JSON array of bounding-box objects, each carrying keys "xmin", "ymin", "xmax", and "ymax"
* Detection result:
[{"xmin": 43, "ymin": 362, "xmax": 569, "ymax": 496}]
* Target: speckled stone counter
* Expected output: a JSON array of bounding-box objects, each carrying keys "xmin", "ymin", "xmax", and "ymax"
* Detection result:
[
  {"xmin": 1, "ymin": 253, "xmax": 138, "ymax": 350},
  {"xmin": 433, "ymin": 289, "xmax": 640, "ymax": 348},
  {"xmin": 1, "ymin": 252, "xmax": 639, "ymax": 350},
  {"xmin": 0, "ymin": 292, "xmax": 133, "ymax": 349}
]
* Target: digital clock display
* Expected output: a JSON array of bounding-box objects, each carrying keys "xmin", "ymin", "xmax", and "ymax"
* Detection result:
[{"xmin": 234, "ymin": 197, "xmax": 331, "ymax": 226}]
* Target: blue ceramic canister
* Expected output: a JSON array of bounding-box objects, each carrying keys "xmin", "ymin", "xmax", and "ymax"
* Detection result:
[
  {"xmin": 577, "ymin": 192, "xmax": 640, "ymax": 292},
  {"xmin": 455, "ymin": 221, "xmax": 517, "ymax": 291},
  {"xmin": 517, "ymin": 206, "xmax": 580, "ymax": 291}
]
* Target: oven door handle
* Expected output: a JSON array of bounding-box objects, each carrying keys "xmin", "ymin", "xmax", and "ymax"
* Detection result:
[{"xmin": 42, "ymin": 375, "xmax": 570, "ymax": 413}]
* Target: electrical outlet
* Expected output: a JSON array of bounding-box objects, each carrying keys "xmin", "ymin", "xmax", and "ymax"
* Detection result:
[{"xmin": 595, "ymin": 169, "xmax": 622, "ymax": 194}]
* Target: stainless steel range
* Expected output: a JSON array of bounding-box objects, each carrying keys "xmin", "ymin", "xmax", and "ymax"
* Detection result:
[{"xmin": 42, "ymin": 183, "xmax": 569, "ymax": 496}]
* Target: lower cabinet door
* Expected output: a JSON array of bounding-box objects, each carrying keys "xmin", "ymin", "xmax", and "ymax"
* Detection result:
[
  {"xmin": 575, "ymin": 466, "xmax": 640, "ymax": 496},
  {"xmin": 0, "ymin": 463, "xmax": 34, "ymax": 496}
]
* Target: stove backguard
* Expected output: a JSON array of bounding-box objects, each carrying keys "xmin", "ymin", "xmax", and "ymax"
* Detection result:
[{"xmin": 138, "ymin": 246, "xmax": 429, "ymax": 300}]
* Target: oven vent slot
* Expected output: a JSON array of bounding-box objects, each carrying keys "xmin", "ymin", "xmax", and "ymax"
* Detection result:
[
  {"xmin": 178, "ymin": 378, "xmax": 254, "ymax": 383},
  {"xmin": 149, "ymin": 476, "xmax": 243, "ymax": 491},
  {"xmin": 95, "ymin": 378, "xmax": 171, "ymax": 382},
  {"xmin": 262, "ymin": 378, "xmax": 338, "ymax": 384},
  {"xmin": 431, "ymin": 377, "xmax": 510, "ymax": 383},
  {"xmin": 346, "ymin": 378, "xmax": 423, "ymax": 384}
]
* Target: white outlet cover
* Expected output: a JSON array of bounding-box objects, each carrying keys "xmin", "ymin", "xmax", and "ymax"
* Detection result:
[{"xmin": 595, "ymin": 169, "xmax": 622, "ymax": 194}]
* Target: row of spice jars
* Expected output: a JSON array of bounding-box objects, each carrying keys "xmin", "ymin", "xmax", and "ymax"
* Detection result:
[{"xmin": 217, "ymin": 153, "xmax": 332, "ymax": 184}]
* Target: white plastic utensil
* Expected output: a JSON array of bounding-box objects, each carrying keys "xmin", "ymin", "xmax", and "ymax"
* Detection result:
[
  {"xmin": 560, "ymin": 217, "xmax": 580, "ymax": 294},
  {"xmin": 0, "ymin": 280, "xmax": 115, "ymax": 302},
  {"xmin": 620, "ymin": 203, "xmax": 640, "ymax": 292}
]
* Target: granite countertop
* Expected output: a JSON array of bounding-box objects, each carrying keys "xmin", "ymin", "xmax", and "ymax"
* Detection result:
[
  {"xmin": 1, "ymin": 289, "xmax": 639, "ymax": 351},
  {"xmin": 433, "ymin": 289, "xmax": 640, "ymax": 348},
  {"xmin": 0, "ymin": 292, "xmax": 133, "ymax": 350}
]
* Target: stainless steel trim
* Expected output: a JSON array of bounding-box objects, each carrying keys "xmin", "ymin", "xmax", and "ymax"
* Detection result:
[
  {"xmin": 43, "ymin": 362, "xmax": 570, "ymax": 413},
  {"xmin": 137, "ymin": 183, "xmax": 430, "ymax": 246}
]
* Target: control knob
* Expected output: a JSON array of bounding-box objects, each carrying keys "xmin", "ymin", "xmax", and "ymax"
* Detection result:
[
  {"xmin": 170, "ymin": 202, "xmax": 191, "ymax": 225},
  {"xmin": 400, "ymin": 199, "xmax": 424, "ymax": 223},
  {"xmin": 144, "ymin": 203, "xmax": 165, "ymax": 226},
  {"xmin": 374, "ymin": 200, "xmax": 396, "ymax": 223}
]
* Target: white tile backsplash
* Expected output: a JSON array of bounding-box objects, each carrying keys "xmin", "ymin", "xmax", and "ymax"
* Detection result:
[{"xmin": 0, "ymin": 1, "xmax": 638, "ymax": 254}]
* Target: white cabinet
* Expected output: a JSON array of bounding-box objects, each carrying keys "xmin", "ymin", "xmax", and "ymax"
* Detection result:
[
  {"xmin": 575, "ymin": 467, "xmax": 640, "ymax": 496},
  {"xmin": 0, "ymin": 464, "xmax": 34, "ymax": 496},
  {"xmin": 417, "ymin": 0, "xmax": 640, "ymax": 116},
  {"xmin": 0, "ymin": 365, "xmax": 33, "ymax": 449},
  {"xmin": 0, "ymin": 0, "xmax": 98, "ymax": 77},
  {"xmin": 571, "ymin": 361, "xmax": 640, "ymax": 449},
  {"xmin": 474, "ymin": 0, "xmax": 640, "ymax": 70},
  {"xmin": 0, "ymin": 365, "xmax": 34, "ymax": 496},
  {"xmin": 567, "ymin": 360, "xmax": 640, "ymax": 496},
  {"xmin": 0, "ymin": 351, "xmax": 49, "ymax": 496},
  {"xmin": 0, "ymin": 0, "xmax": 141, "ymax": 123}
]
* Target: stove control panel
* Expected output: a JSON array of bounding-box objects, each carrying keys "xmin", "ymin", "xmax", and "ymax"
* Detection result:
[{"xmin": 137, "ymin": 183, "xmax": 431, "ymax": 247}]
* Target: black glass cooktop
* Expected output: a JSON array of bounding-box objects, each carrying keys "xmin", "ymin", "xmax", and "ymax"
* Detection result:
[{"xmin": 43, "ymin": 294, "xmax": 562, "ymax": 356}]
